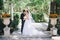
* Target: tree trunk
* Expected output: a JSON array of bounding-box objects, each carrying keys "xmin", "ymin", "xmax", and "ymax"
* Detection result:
[{"xmin": 10, "ymin": 3, "xmax": 14, "ymax": 21}]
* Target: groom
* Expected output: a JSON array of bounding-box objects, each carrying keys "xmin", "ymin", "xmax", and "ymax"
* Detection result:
[{"xmin": 20, "ymin": 10, "xmax": 26, "ymax": 34}]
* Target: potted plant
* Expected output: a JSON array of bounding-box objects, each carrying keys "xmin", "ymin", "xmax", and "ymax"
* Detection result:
[
  {"xmin": 2, "ymin": 13, "xmax": 11, "ymax": 36},
  {"xmin": 49, "ymin": 14, "xmax": 59, "ymax": 36}
]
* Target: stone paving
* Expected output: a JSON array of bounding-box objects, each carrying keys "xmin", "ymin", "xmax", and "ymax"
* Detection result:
[
  {"xmin": 0, "ymin": 35, "xmax": 51, "ymax": 40},
  {"xmin": 0, "ymin": 31, "xmax": 52, "ymax": 40},
  {"xmin": 0, "ymin": 29, "xmax": 52, "ymax": 40},
  {"xmin": 0, "ymin": 23, "xmax": 52, "ymax": 40}
]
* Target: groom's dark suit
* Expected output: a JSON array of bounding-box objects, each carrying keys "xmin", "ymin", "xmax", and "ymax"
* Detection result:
[{"xmin": 20, "ymin": 13, "xmax": 25, "ymax": 33}]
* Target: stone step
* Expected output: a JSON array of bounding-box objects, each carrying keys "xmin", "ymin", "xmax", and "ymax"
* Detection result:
[{"xmin": 52, "ymin": 36, "xmax": 60, "ymax": 40}]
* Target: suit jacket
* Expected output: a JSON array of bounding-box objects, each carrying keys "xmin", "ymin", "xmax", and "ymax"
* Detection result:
[{"xmin": 20, "ymin": 13, "xmax": 25, "ymax": 21}]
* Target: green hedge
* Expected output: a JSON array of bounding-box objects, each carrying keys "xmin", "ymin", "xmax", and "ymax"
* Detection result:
[
  {"xmin": 32, "ymin": 13, "xmax": 46, "ymax": 22},
  {"xmin": 56, "ymin": 19, "xmax": 60, "ymax": 35},
  {"xmin": 9, "ymin": 14, "xmax": 19, "ymax": 34}
]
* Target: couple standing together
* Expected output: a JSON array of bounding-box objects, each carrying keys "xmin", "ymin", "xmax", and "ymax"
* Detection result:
[{"xmin": 20, "ymin": 9, "xmax": 47, "ymax": 36}]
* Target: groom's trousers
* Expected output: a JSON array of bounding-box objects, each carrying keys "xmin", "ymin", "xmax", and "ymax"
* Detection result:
[{"xmin": 21, "ymin": 20, "xmax": 25, "ymax": 33}]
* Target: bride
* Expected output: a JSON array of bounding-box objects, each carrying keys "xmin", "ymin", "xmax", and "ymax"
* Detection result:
[{"xmin": 21, "ymin": 9, "xmax": 47, "ymax": 36}]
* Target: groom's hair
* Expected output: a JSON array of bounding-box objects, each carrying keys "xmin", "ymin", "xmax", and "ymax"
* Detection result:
[{"xmin": 23, "ymin": 10, "xmax": 25, "ymax": 12}]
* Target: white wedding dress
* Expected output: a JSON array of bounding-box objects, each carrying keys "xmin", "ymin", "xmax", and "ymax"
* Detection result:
[{"xmin": 22, "ymin": 12, "xmax": 47, "ymax": 36}]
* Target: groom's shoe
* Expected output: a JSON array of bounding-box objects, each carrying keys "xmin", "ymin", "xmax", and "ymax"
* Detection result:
[{"xmin": 21, "ymin": 32, "xmax": 23, "ymax": 35}]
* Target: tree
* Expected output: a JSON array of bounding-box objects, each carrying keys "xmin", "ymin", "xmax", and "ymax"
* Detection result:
[
  {"xmin": 3, "ymin": 0, "xmax": 51, "ymax": 22},
  {"xmin": 0, "ymin": 0, "xmax": 3, "ymax": 10}
]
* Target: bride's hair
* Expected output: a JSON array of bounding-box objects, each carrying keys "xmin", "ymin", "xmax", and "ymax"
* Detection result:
[{"xmin": 26, "ymin": 10, "xmax": 29, "ymax": 13}]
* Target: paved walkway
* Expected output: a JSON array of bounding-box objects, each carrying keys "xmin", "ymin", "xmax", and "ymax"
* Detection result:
[
  {"xmin": 0, "ymin": 23, "xmax": 51, "ymax": 40},
  {"xmin": 0, "ymin": 35, "xmax": 51, "ymax": 40},
  {"xmin": 0, "ymin": 31, "xmax": 51, "ymax": 40}
]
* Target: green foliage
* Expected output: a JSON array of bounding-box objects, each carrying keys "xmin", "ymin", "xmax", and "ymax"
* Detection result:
[
  {"xmin": 47, "ymin": 20, "xmax": 53, "ymax": 31},
  {"xmin": 55, "ymin": 19, "xmax": 60, "ymax": 35},
  {"xmin": 56, "ymin": 0, "xmax": 60, "ymax": 5},
  {"xmin": 14, "ymin": 14, "xmax": 19, "ymax": 19},
  {"xmin": 0, "ymin": 0, "xmax": 3, "ymax": 10},
  {"xmin": 3, "ymin": 0, "xmax": 50, "ymax": 22},
  {"xmin": 32, "ymin": 13, "xmax": 46, "ymax": 22},
  {"xmin": 0, "ymin": 18, "xmax": 5, "ymax": 35},
  {"xmin": 56, "ymin": 0, "xmax": 60, "ymax": 14},
  {"xmin": 10, "ymin": 14, "xmax": 19, "ymax": 33}
]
